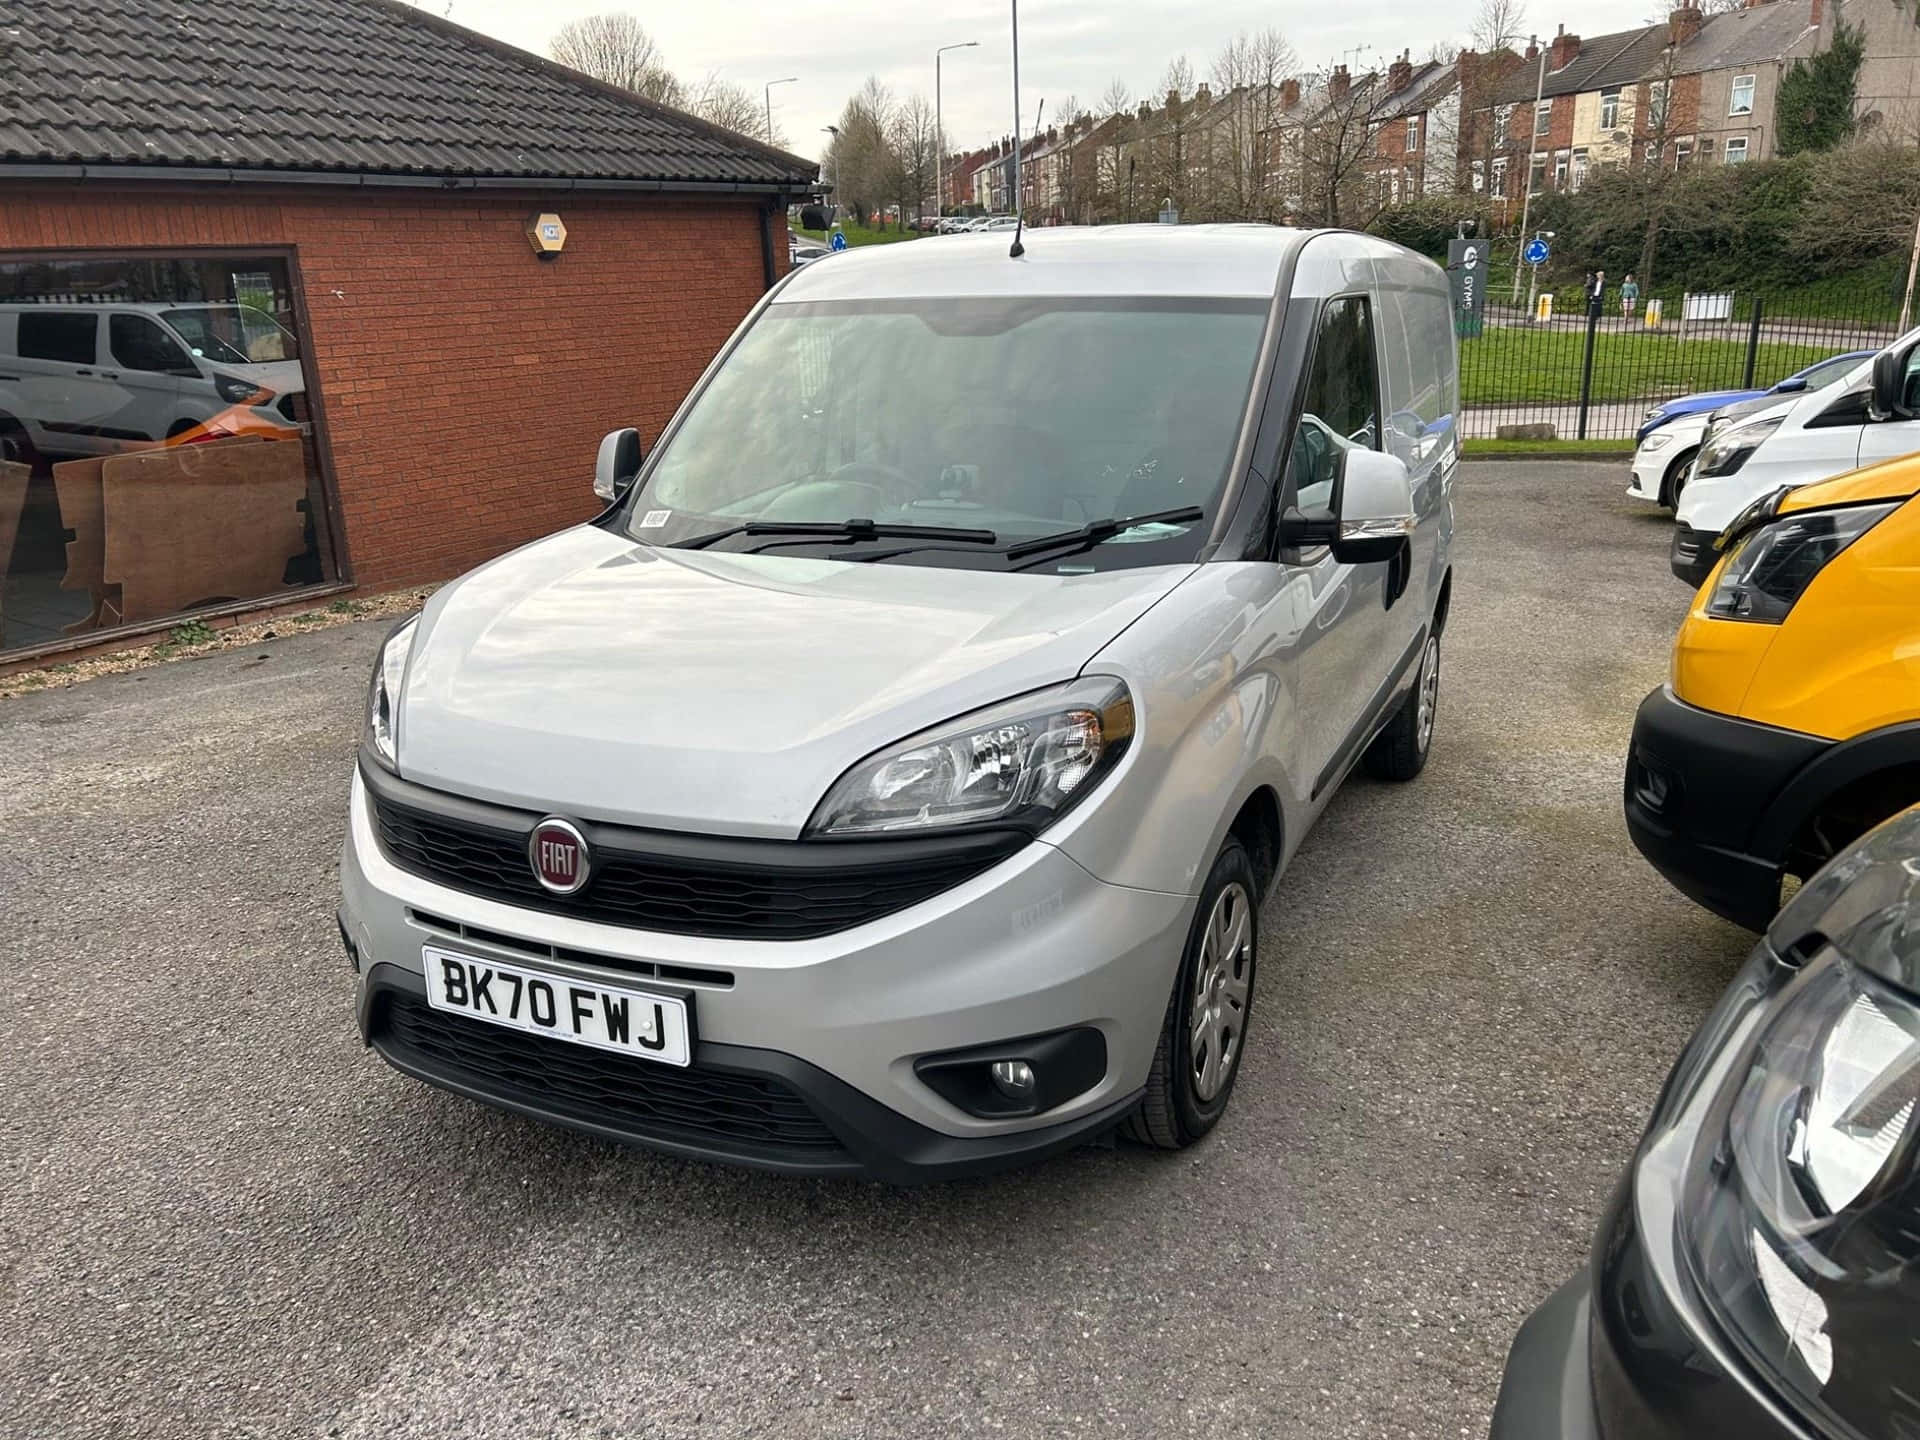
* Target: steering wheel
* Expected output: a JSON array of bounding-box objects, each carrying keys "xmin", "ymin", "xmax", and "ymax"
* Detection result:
[{"xmin": 826, "ymin": 461, "xmax": 913, "ymax": 508}]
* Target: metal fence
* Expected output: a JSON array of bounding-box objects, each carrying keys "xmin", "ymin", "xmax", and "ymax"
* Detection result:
[{"xmin": 1457, "ymin": 277, "xmax": 1907, "ymax": 442}]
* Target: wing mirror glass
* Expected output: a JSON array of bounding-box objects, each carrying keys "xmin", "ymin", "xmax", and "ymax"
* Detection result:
[
  {"xmin": 1871, "ymin": 346, "xmax": 1914, "ymax": 421},
  {"xmin": 594, "ymin": 427, "xmax": 644, "ymax": 503},
  {"xmin": 1279, "ymin": 448, "xmax": 1414, "ymax": 565},
  {"xmin": 1772, "ymin": 376, "xmax": 1808, "ymax": 394}
]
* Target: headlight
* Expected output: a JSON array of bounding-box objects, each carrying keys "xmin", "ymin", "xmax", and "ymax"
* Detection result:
[
  {"xmin": 1705, "ymin": 502, "xmax": 1897, "ymax": 623},
  {"xmin": 1644, "ymin": 406, "xmax": 1669, "ymax": 422},
  {"xmin": 1696, "ymin": 415, "xmax": 1783, "ymax": 477},
  {"xmin": 807, "ymin": 678, "xmax": 1134, "ymax": 836},
  {"xmin": 214, "ymin": 374, "xmax": 273, "ymax": 406},
  {"xmin": 1640, "ymin": 431, "xmax": 1675, "ymax": 452},
  {"xmin": 1679, "ymin": 950, "xmax": 1920, "ymax": 1440},
  {"xmin": 364, "ymin": 618, "xmax": 419, "ymax": 770}
]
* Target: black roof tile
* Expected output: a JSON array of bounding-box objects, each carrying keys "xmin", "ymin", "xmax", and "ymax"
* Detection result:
[{"xmin": 0, "ymin": 0, "xmax": 819, "ymax": 189}]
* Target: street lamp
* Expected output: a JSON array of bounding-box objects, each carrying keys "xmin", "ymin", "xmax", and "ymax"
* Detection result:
[
  {"xmin": 764, "ymin": 76, "xmax": 797, "ymax": 146},
  {"xmin": 935, "ymin": 40, "xmax": 979, "ymax": 220}
]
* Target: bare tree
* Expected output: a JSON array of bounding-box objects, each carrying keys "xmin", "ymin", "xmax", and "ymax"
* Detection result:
[
  {"xmin": 1298, "ymin": 64, "xmax": 1395, "ymax": 226},
  {"xmin": 1096, "ymin": 78, "xmax": 1134, "ymax": 219},
  {"xmin": 1205, "ymin": 28, "xmax": 1298, "ymax": 221},
  {"xmin": 1471, "ymin": 0, "xmax": 1528, "ymax": 54},
  {"xmin": 550, "ymin": 13, "xmax": 681, "ymax": 105},
  {"xmin": 683, "ymin": 74, "xmax": 775, "ymax": 142},
  {"xmin": 828, "ymin": 78, "xmax": 901, "ymax": 227},
  {"xmin": 890, "ymin": 93, "xmax": 939, "ymax": 222},
  {"xmin": 1143, "ymin": 58, "xmax": 1198, "ymax": 216}
]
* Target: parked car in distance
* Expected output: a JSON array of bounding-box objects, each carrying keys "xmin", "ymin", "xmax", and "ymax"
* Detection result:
[
  {"xmin": 1672, "ymin": 331, "xmax": 1920, "ymax": 585},
  {"xmin": 0, "ymin": 300, "xmax": 305, "ymax": 458},
  {"xmin": 338, "ymin": 225, "xmax": 1460, "ymax": 1183},
  {"xmin": 1492, "ymin": 801, "xmax": 1920, "ymax": 1440},
  {"xmin": 788, "ymin": 239, "xmax": 830, "ymax": 267},
  {"xmin": 1627, "ymin": 450, "xmax": 1920, "ymax": 929},
  {"xmin": 1636, "ymin": 349, "xmax": 1872, "ymax": 444}
]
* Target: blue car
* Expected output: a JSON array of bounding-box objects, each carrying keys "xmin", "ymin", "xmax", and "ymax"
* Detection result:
[{"xmin": 1636, "ymin": 350, "xmax": 1873, "ymax": 442}]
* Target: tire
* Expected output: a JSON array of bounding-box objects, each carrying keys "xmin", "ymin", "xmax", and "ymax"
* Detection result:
[
  {"xmin": 1363, "ymin": 629, "xmax": 1440, "ymax": 782},
  {"xmin": 1659, "ymin": 447, "xmax": 1698, "ymax": 510},
  {"xmin": 1125, "ymin": 838, "xmax": 1258, "ymax": 1150}
]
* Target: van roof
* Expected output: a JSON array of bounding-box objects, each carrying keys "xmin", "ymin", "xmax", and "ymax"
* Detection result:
[
  {"xmin": 777, "ymin": 225, "xmax": 1315, "ymax": 302},
  {"xmin": 0, "ymin": 301, "xmax": 251, "ymax": 313}
]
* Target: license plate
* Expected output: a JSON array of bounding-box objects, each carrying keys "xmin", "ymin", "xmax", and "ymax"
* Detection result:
[{"xmin": 422, "ymin": 945, "xmax": 692, "ymax": 1067}]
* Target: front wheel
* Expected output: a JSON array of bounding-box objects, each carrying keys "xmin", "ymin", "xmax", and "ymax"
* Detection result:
[
  {"xmin": 1659, "ymin": 446, "xmax": 1698, "ymax": 510},
  {"xmin": 1363, "ymin": 630, "xmax": 1440, "ymax": 782},
  {"xmin": 1126, "ymin": 838, "xmax": 1258, "ymax": 1149}
]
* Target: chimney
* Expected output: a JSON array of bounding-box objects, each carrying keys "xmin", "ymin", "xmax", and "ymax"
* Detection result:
[
  {"xmin": 1668, "ymin": 2, "xmax": 1703, "ymax": 47},
  {"xmin": 1456, "ymin": 48, "xmax": 1481, "ymax": 89},
  {"xmin": 1330, "ymin": 64, "xmax": 1351, "ymax": 102},
  {"xmin": 1811, "ymin": 0, "xmax": 1825, "ymax": 23},
  {"xmin": 1281, "ymin": 77, "xmax": 1302, "ymax": 109},
  {"xmin": 1138, "ymin": 99, "xmax": 1153, "ymax": 121},
  {"xmin": 1195, "ymin": 82, "xmax": 1212, "ymax": 106},
  {"xmin": 1524, "ymin": 38, "xmax": 1539, "ymax": 61},
  {"xmin": 1047, "ymin": 124, "xmax": 1058, "ymax": 142},
  {"xmin": 1549, "ymin": 25, "xmax": 1581, "ymax": 70},
  {"xmin": 1388, "ymin": 50, "xmax": 1414, "ymax": 92}
]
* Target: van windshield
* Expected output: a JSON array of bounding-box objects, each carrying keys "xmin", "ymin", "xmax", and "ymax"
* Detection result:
[
  {"xmin": 626, "ymin": 297, "xmax": 1269, "ymax": 569},
  {"xmin": 162, "ymin": 305, "xmax": 299, "ymax": 365}
]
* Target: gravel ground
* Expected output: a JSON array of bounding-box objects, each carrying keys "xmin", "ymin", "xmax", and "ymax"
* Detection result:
[{"xmin": 0, "ymin": 462, "xmax": 1754, "ymax": 1440}]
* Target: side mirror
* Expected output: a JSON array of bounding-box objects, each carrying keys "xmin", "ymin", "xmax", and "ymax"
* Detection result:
[
  {"xmin": 1871, "ymin": 347, "xmax": 1913, "ymax": 421},
  {"xmin": 1328, "ymin": 449, "xmax": 1415, "ymax": 565},
  {"xmin": 1772, "ymin": 376, "xmax": 1808, "ymax": 394},
  {"xmin": 594, "ymin": 427, "xmax": 643, "ymax": 503},
  {"xmin": 1276, "ymin": 448, "xmax": 1415, "ymax": 565}
]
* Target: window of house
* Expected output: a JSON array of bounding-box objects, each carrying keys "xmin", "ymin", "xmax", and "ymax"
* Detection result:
[
  {"xmin": 1729, "ymin": 74, "xmax": 1755, "ymax": 116},
  {"xmin": 1495, "ymin": 102, "xmax": 1515, "ymax": 135},
  {"xmin": 1529, "ymin": 155, "xmax": 1547, "ymax": 195},
  {"xmin": 1535, "ymin": 99, "xmax": 1553, "ymax": 136},
  {"xmin": 1406, "ymin": 116, "xmax": 1420, "ymax": 152},
  {"xmin": 1648, "ymin": 80, "xmax": 1669, "ymax": 130},
  {"xmin": 1571, "ymin": 148, "xmax": 1590, "ymax": 191},
  {"xmin": 1644, "ymin": 139, "xmax": 1661, "ymax": 164},
  {"xmin": 1675, "ymin": 138, "xmax": 1694, "ymax": 167},
  {"xmin": 1470, "ymin": 159, "xmax": 1486, "ymax": 192},
  {"xmin": 1287, "ymin": 294, "xmax": 1381, "ymax": 512},
  {"xmin": 1724, "ymin": 135, "xmax": 1749, "ymax": 164},
  {"xmin": 1553, "ymin": 151, "xmax": 1569, "ymax": 189},
  {"xmin": 15, "ymin": 311, "xmax": 99, "ymax": 365},
  {"xmin": 1491, "ymin": 156, "xmax": 1509, "ymax": 192},
  {"xmin": 0, "ymin": 252, "xmax": 336, "ymax": 661},
  {"xmin": 1600, "ymin": 88, "xmax": 1622, "ymax": 129}
]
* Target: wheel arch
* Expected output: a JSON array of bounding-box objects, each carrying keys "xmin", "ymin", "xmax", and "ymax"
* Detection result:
[{"xmin": 1752, "ymin": 720, "xmax": 1920, "ymax": 869}]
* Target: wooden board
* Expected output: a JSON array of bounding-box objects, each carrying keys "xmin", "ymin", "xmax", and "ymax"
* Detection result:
[
  {"xmin": 52, "ymin": 457, "xmax": 117, "ymax": 633},
  {"xmin": 100, "ymin": 436, "xmax": 310, "ymax": 625},
  {"xmin": 0, "ymin": 459, "xmax": 28, "ymax": 647}
]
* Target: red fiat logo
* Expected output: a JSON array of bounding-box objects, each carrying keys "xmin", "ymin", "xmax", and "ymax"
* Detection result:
[{"xmin": 528, "ymin": 818, "xmax": 591, "ymax": 895}]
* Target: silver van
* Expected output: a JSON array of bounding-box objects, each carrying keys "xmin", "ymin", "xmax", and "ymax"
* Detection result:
[
  {"xmin": 339, "ymin": 225, "xmax": 1458, "ymax": 1181},
  {"xmin": 0, "ymin": 301, "xmax": 304, "ymax": 458}
]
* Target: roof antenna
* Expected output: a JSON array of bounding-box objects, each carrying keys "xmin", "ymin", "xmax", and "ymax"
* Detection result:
[{"xmin": 1009, "ymin": 0, "xmax": 1026, "ymax": 258}]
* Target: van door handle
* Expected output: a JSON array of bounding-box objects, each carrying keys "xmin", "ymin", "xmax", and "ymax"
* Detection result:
[
  {"xmin": 74, "ymin": 368, "xmax": 94, "ymax": 376},
  {"xmin": 99, "ymin": 370, "xmax": 120, "ymax": 380}
]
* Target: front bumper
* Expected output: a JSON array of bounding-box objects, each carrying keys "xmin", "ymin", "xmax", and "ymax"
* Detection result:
[
  {"xmin": 339, "ymin": 770, "xmax": 1190, "ymax": 1181},
  {"xmin": 1627, "ymin": 442, "xmax": 1680, "ymax": 504},
  {"xmin": 1623, "ymin": 687, "xmax": 1829, "ymax": 929},
  {"xmin": 1668, "ymin": 525, "xmax": 1720, "ymax": 588}
]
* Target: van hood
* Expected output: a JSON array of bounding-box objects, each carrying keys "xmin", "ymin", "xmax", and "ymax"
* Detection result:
[{"xmin": 396, "ymin": 525, "xmax": 1190, "ymax": 838}]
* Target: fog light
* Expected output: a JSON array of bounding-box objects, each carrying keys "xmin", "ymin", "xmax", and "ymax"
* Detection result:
[{"xmin": 990, "ymin": 1059, "xmax": 1037, "ymax": 1101}]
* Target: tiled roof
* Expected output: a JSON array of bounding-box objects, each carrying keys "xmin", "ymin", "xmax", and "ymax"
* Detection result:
[
  {"xmin": 1493, "ymin": 24, "xmax": 1673, "ymax": 103},
  {"xmin": 1673, "ymin": 0, "xmax": 1818, "ymax": 72},
  {"xmin": 0, "ymin": 0, "xmax": 819, "ymax": 189},
  {"xmin": 1372, "ymin": 61, "xmax": 1461, "ymax": 121}
]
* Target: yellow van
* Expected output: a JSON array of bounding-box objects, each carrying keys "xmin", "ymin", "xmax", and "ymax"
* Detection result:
[{"xmin": 1625, "ymin": 455, "xmax": 1920, "ymax": 929}]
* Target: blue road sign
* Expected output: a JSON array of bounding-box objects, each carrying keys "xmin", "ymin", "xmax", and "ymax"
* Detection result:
[
  {"xmin": 1523, "ymin": 237, "xmax": 1550, "ymax": 267},
  {"xmin": 829, "ymin": 230, "xmax": 849, "ymax": 252}
]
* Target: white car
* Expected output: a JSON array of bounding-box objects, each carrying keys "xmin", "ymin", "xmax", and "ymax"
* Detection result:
[{"xmin": 1626, "ymin": 409, "xmax": 1712, "ymax": 509}]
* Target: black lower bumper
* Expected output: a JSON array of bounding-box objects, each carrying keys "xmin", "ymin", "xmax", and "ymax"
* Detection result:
[
  {"xmin": 1490, "ymin": 1273, "xmax": 1602, "ymax": 1440},
  {"xmin": 1668, "ymin": 525, "xmax": 1720, "ymax": 588},
  {"xmin": 1623, "ymin": 687, "xmax": 1829, "ymax": 930},
  {"xmin": 358, "ymin": 963, "xmax": 1140, "ymax": 1185}
]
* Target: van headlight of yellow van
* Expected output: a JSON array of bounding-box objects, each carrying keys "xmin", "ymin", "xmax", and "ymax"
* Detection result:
[{"xmin": 1705, "ymin": 501, "xmax": 1899, "ymax": 623}]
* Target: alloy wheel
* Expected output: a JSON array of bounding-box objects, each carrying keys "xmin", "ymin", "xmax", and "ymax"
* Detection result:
[{"xmin": 1190, "ymin": 881, "xmax": 1253, "ymax": 1102}]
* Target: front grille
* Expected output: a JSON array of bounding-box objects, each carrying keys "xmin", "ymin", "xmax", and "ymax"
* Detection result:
[
  {"xmin": 375, "ymin": 992, "xmax": 844, "ymax": 1154},
  {"xmin": 369, "ymin": 786, "xmax": 1022, "ymax": 941}
]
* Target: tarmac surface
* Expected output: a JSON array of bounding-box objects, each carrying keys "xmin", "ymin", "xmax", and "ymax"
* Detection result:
[{"xmin": 0, "ymin": 461, "xmax": 1754, "ymax": 1439}]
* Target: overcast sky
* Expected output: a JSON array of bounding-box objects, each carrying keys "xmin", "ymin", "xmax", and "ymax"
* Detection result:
[{"xmin": 439, "ymin": 0, "xmax": 1664, "ymax": 160}]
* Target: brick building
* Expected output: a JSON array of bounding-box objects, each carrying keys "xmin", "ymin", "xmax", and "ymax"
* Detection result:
[{"xmin": 0, "ymin": 0, "xmax": 817, "ymax": 664}]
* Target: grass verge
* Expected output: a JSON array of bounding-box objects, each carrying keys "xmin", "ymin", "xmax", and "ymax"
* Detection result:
[
  {"xmin": 794, "ymin": 223, "xmax": 922, "ymax": 247},
  {"xmin": 1463, "ymin": 438, "xmax": 1634, "ymax": 459},
  {"xmin": 1460, "ymin": 327, "xmax": 1832, "ymax": 405}
]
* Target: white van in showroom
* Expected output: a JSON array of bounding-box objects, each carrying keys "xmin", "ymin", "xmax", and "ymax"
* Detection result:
[
  {"xmin": 0, "ymin": 301, "xmax": 305, "ymax": 459},
  {"xmin": 338, "ymin": 225, "xmax": 1459, "ymax": 1182},
  {"xmin": 1672, "ymin": 329, "xmax": 1920, "ymax": 585}
]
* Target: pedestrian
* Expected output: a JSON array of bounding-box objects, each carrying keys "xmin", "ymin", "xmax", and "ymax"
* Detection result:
[{"xmin": 1621, "ymin": 273, "xmax": 1641, "ymax": 317}]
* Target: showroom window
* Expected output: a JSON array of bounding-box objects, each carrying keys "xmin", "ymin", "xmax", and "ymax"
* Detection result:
[{"xmin": 0, "ymin": 251, "xmax": 340, "ymax": 660}]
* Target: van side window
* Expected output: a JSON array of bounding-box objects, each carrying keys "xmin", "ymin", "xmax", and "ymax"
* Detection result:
[
  {"xmin": 1287, "ymin": 295, "xmax": 1381, "ymax": 511},
  {"xmin": 110, "ymin": 314, "xmax": 193, "ymax": 374},
  {"xmin": 17, "ymin": 311, "xmax": 98, "ymax": 365}
]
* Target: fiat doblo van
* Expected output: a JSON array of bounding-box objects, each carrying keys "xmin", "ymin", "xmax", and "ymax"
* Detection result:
[{"xmin": 339, "ymin": 225, "xmax": 1459, "ymax": 1181}]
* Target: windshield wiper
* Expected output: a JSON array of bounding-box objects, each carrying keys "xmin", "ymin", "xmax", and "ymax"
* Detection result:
[
  {"xmin": 675, "ymin": 518, "xmax": 998, "ymax": 550},
  {"xmin": 1002, "ymin": 506, "xmax": 1206, "ymax": 561}
]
